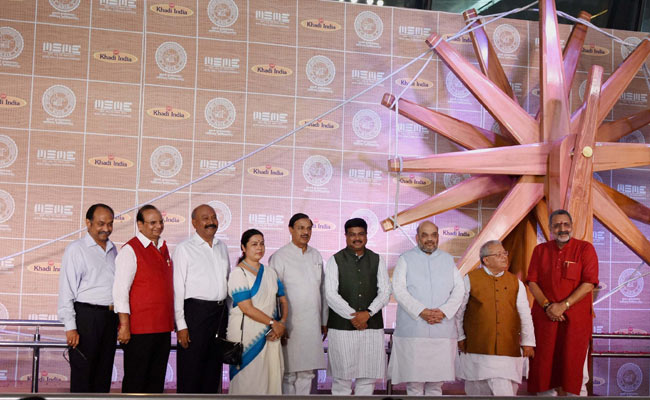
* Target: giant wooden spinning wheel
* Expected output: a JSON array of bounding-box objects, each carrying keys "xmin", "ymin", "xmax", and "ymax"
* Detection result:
[{"xmin": 381, "ymin": 0, "xmax": 650, "ymax": 277}]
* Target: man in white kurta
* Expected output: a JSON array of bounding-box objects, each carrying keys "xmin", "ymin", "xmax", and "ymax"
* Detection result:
[
  {"xmin": 455, "ymin": 240, "xmax": 535, "ymax": 396},
  {"xmin": 269, "ymin": 213, "xmax": 327, "ymax": 395},
  {"xmin": 325, "ymin": 217, "xmax": 391, "ymax": 395},
  {"xmin": 388, "ymin": 221, "xmax": 465, "ymax": 396}
]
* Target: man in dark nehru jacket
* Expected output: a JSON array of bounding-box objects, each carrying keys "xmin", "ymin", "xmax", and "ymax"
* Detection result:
[
  {"xmin": 324, "ymin": 217, "xmax": 390, "ymax": 395},
  {"xmin": 58, "ymin": 203, "xmax": 118, "ymax": 392},
  {"xmin": 113, "ymin": 204, "xmax": 174, "ymax": 393}
]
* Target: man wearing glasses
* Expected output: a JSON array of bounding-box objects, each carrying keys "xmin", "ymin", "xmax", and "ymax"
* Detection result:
[
  {"xmin": 526, "ymin": 209, "xmax": 598, "ymax": 396},
  {"xmin": 388, "ymin": 221, "xmax": 465, "ymax": 395},
  {"xmin": 455, "ymin": 240, "xmax": 535, "ymax": 396},
  {"xmin": 58, "ymin": 203, "xmax": 118, "ymax": 392}
]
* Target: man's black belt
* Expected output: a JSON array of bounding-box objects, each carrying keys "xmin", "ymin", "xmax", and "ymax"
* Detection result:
[
  {"xmin": 74, "ymin": 301, "xmax": 114, "ymax": 311},
  {"xmin": 185, "ymin": 298, "xmax": 225, "ymax": 306}
]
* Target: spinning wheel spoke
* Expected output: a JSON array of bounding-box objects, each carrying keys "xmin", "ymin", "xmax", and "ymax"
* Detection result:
[
  {"xmin": 596, "ymin": 109, "xmax": 650, "ymax": 142},
  {"xmin": 593, "ymin": 180, "xmax": 650, "ymax": 225}
]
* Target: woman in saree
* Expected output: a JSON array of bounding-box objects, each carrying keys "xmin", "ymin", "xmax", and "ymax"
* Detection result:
[{"xmin": 227, "ymin": 229, "xmax": 289, "ymax": 394}]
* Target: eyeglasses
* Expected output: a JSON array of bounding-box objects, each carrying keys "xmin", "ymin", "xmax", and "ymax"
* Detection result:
[{"xmin": 485, "ymin": 251, "xmax": 508, "ymax": 258}]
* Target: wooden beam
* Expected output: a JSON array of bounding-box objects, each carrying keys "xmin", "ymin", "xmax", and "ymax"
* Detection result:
[
  {"xmin": 535, "ymin": 199, "xmax": 551, "ymax": 241},
  {"xmin": 457, "ymin": 176, "xmax": 545, "ymax": 275},
  {"xmin": 592, "ymin": 143, "xmax": 650, "ymax": 171},
  {"xmin": 502, "ymin": 212, "xmax": 538, "ymax": 281},
  {"xmin": 562, "ymin": 11, "xmax": 591, "ymax": 94},
  {"xmin": 387, "ymin": 143, "xmax": 550, "ymax": 175},
  {"xmin": 539, "ymin": 0, "xmax": 571, "ymax": 143},
  {"xmin": 565, "ymin": 65, "xmax": 602, "ymax": 241},
  {"xmin": 593, "ymin": 180, "xmax": 650, "ymax": 225},
  {"xmin": 426, "ymin": 34, "xmax": 539, "ymax": 145},
  {"xmin": 547, "ymin": 134, "xmax": 577, "ymax": 212},
  {"xmin": 593, "ymin": 182, "xmax": 650, "ymax": 266},
  {"xmin": 571, "ymin": 39, "xmax": 650, "ymax": 132},
  {"xmin": 381, "ymin": 94, "xmax": 512, "ymax": 149},
  {"xmin": 381, "ymin": 175, "xmax": 513, "ymax": 231},
  {"xmin": 596, "ymin": 109, "xmax": 650, "ymax": 142}
]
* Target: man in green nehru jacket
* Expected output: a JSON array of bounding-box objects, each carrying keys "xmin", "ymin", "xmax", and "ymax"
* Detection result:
[{"xmin": 324, "ymin": 218, "xmax": 391, "ymax": 395}]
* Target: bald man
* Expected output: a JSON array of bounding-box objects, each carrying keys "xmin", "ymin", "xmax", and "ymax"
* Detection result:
[
  {"xmin": 172, "ymin": 204, "xmax": 231, "ymax": 393},
  {"xmin": 387, "ymin": 221, "xmax": 465, "ymax": 396}
]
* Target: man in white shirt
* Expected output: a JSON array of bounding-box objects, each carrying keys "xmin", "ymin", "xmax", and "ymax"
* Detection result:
[
  {"xmin": 57, "ymin": 204, "xmax": 118, "ymax": 393},
  {"xmin": 325, "ymin": 218, "xmax": 391, "ymax": 395},
  {"xmin": 456, "ymin": 240, "xmax": 535, "ymax": 396},
  {"xmin": 269, "ymin": 213, "xmax": 327, "ymax": 395},
  {"xmin": 173, "ymin": 204, "xmax": 230, "ymax": 393},
  {"xmin": 388, "ymin": 220, "xmax": 465, "ymax": 395},
  {"xmin": 113, "ymin": 205, "xmax": 174, "ymax": 393}
]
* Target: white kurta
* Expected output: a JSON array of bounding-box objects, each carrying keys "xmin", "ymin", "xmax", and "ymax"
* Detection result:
[
  {"xmin": 387, "ymin": 249, "xmax": 465, "ymax": 384},
  {"xmin": 324, "ymin": 253, "xmax": 391, "ymax": 380},
  {"xmin": 455, "ymin": 268, "xmax": 536, "ymax": 384},
  {"xmin": 269, "ymin": 242, "xmax": 327, "ymax": 373}
]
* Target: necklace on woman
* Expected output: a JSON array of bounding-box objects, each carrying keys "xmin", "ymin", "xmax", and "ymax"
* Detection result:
[{"xmin": 241, "ymin": 259, "xmax": 259, "ymax": 274}]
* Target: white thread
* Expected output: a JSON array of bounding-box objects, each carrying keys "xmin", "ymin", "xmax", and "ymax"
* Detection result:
[{"xmin": 594, "ymin": 262, "xmax": 648, "ymax": 306}]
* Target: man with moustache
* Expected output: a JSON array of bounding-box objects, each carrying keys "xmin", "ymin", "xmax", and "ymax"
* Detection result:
[
  {"xmin": 388, "ymin": 220, "xmax": 465, "ymax": 396},
  {"xmin": 172, "ymin": 204, "xmax": 230, "ymax": 393},
  {"xmin": 113, "ymin": 204, "xmax": 174, "ymax": 393},
  {"xmin": 456, "ymin": 240, "xmax": 535, "ymax": 396},
  {"xmin": 58, "ymin": 204, "xmax": 118, "ymax": 393},
  {"xmin": 325, "ymin": 218, "xmax": 391, "ymax": 395},
  {"xmin": 269, "ymin": 213, "xmax": 327, "ymax": 395},
  {"xmin": 527, "ymin": 209, "xmax": 598, "ymax": 396}
]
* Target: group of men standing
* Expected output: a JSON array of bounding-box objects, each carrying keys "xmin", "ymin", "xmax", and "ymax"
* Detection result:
[{"xmin": 58, "ymin": 202, "xmax": 597, "ymax": 396}]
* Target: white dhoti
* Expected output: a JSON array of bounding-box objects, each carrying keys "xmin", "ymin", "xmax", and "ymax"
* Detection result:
[
  {"xmin": 388, "ymin": 336, "xmax": 457, "ymax": 384},
  {"xmin": 457, "ymin": 352, "xmax": 527, "ymax": 396}
]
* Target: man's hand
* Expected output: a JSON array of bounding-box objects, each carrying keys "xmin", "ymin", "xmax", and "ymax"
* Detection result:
[
  {"xmin": 522, "ymin": 346, "xmax": 535, "ymax": 358},
  {"xmin": 117, "ymin": 324, "xmax": 130, "ymax": 344},
  {"xmin": 321, "ymin": 325, "xmax": 328, "ymax": 341},
  {"xmin": 419, "ymin": 309, "xmax": 443, "ymax": 324},
  {"xmin": 545, "ymin": 303, "xmax": 566, "ymax": 322},
  {"xmin": 457, "ymin": 339, "xmax": 466, "ymax": 353},
  {"xmin": 350, "ymin": 311, "xmax": 370, "ymax": 330},
  {"xmin": 65, "ymin": 330, "xmax": 80, "ymax": 348},
  {"xmin": 177, "ymin": 329, "xmax": 190, "ymax": 349}
]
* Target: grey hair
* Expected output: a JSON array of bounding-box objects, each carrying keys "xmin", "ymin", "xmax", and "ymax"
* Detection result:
[
  {"xmin": 548, "ymin": 209, "xmax": 572, "ymax": 227},
  {"xmin": 479, "ymin": 240, "xmax": 502, "ymax": 265}
]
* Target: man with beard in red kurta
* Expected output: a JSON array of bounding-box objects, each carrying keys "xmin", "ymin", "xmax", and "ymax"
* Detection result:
[{"xmin": 526, "ymin": 209, "xmax": 598, "ymax": 396}]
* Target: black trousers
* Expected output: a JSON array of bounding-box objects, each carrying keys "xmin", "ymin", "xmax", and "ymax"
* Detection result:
[
  {"xmin": 122, "ymin": 331, "xmax": 171, "ymax": 393},
  {"xmin": 176, "ymin": 298, "xmax": 227, "ymax": 393},
  {"xmin": 69, "ymin": 302, "xmax": 118, "ymax": 393}
]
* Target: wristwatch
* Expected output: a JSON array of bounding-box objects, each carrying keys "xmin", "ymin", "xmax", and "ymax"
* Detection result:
[
  {"xmin": 269, "ymin": 319, "xmax": 274, "ymax": 325},
  {"xmin": 564, "ymin": 300, "xmax": 570, "ymax": 309},
  {"xmin": 542, "ymin": 301, "xmax": 551, "ymax": 311}
]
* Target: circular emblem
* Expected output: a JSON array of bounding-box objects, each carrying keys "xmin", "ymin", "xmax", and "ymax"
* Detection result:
[
  {"xmin": 49, "ymin": 0, "xmax": 80, "ymax": 12},
  {"xmin": 306, "ymin": 55, "xmax": 335, "ymax": 87},
  {"xmin": 621, "ymin": 37, "xmax": 642, "ymax": 60},
  {"xmin": 205, "ymin": 97, "xmax": 236, "ymax": 129},
  {"xmin": 443, "ymin": 173, "xmax": 471, "ymax": 189},
  {"xmin": 150, "ymin": 145, "xmax": 183, "ymax": 178},
  {"xmin": 0, "ymin": 189, "xmax": 15, "ymax": 224},
  {"xmin": 618, "ymin": 268, "xmax": 644, "ymax": 298},
  {"xmin": 578, "ymin": 79, "xmax": 587, "ymax": 102},
  {"xmin": 208, "ymin": 0, "xmax": 238, "ymax": 28},
  {"xmin": 445, "ymin": 71, "xmax": 470, "ymax": 99},
  {"xmin": 165, "ymin": 363, "xmax": 174, "ymax": 383},
  {"xmin": 0, "ymin": 27, "xmax": 24, "ymax": 60},
  {"xmin": 302, "ymin": 155, "xmax": 333, "ymax": 187},
  {"xmin": 354, "ymin": 11, "xmax": 383, "ymax": 42},
  {"xmin": 42, "ymin": 85, "xmax": 76, "ymax": 118},
  {"xmin": 350, "ymin": 208, "xmax": 379, "ymax": 239},
  {"xmin": 207, "ymin": 200, "xmax": 232, "ymax": 233},
  {"xmin": 616, "ymin": 362, "xmax": 642, "ymax": 392},
  {"xmin": 620, "ymin": 130, "xmax": 646, "ymax": 144},
  {"xmin": 0, "ymin": 135, "xmax": 18, "ymax": 169},
  {"xmin": 352, "ymin": 109, "xmax": 381, "ymax": 140},
  {"xmin": 155, "ymin": 42, "xmax": 187, "ymax": 74},
  {"xmin": 492, "ymin": 24, "xmax": 520, "ymax": 54}
]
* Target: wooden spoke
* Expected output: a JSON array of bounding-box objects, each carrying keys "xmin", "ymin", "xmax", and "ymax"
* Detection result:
[
  {"xmin": 457, "ymin": 176, "xmax": 545, "ymax": 275},
  {"xmin": 546, "ymin": 134, "xmax": 576, "ymax": 212},
  {"xmin": 380, "ymin": 175, "xmax": 513, "ymax": 232},
  {"xmin": 540, "ymin": 0, "xmax": 571, "ymax": 143},
  {"xmin": 597, "ymin": 109, "xmax": 650, "ymax": 142},
  {"xmin": 565, "ymin": 65, "xmax": 602, "ymax": 241},
  {"xmin": 381, "ymin": 94, "xmax": 512, "ymax": 149},
  {"xmin": 535, "ymin": 199, "xmax": 551, "ymax": 241},
  {"xmin": 562, "ymin": 11, "xmax": 591, "ymax": 93},
  {"xmin": 387, "ymin": 143, "xmax": 550, "ymax": 175},
  {"xmin": 593, "ymin": 182, "xmax": 650, "ymax": 265},
  {"xmin": 571, "ymin": 39, "xmax": 650, "ymax": 132},
  {"xmin": 593, "ymin": 180, "xmax": 650, "ymax": 225},
  {"xmin": 592, "ymin": 143, "xmax": 650, "ymax": 171},
  {"xmin": 502, "ymin": 213, "xmax": 538, "ymax": 281},
  {"xmin": 426, "ymin": 34, "xmax": 539, "ymax": 145}
]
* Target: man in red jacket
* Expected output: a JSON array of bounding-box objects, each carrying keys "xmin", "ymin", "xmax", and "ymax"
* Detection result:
[
  {"xmin": 113, "ymin": 205, "xmax": 174, "ymax": 393},
  {"xmin": 526, "ymin": 209, "xmax": 598, "ymax": 396}
]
